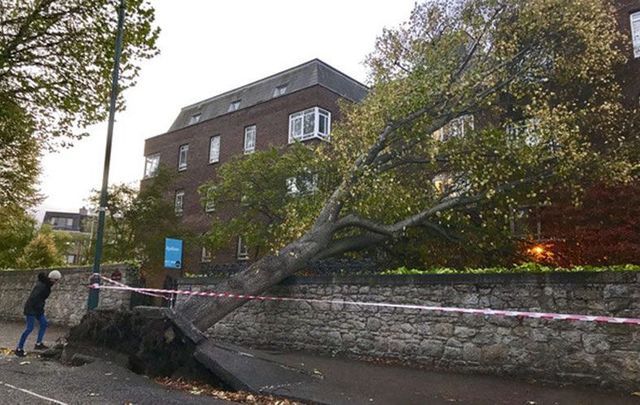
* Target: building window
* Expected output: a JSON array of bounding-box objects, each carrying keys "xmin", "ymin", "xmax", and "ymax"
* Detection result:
[
  {"xmin": 203, "ymin": 187, "xmax": 216, "ymax": 213},
  {"xmin": 201, "ymin": 246, "xmax": 212, "ymax": 263},
  {"xmin": 632, "ymin": 12, "xmax": 640, "ymax": 59},
  {"xmin": 506, "ymin": 117, "xmax": 541, "ymax": 146},
  {"xmin": 188, "ymin": 113, "xmax": 201, "ymax": 125},
  {"xmin": 228, "ymin": 100, "xmax": 241, "ymax": 112},
  {"xmin": 286, "ymin": 173, "xmax": 318, "ymax": 195},
  {"xmin": 144, "ymin": 153, "xmax": 160, "ymax": 178},
  {"xmin": 174, "ymin": 190, "xmax": 184, "ymax": 216},
  {"xmin": 50, "ymin": 217, "xmax": 74, "ymax": 228},
  {"xmin": 65, "ymin": 255, "xmax": 76, "ymax": 265},
  {"xmin": 273, "ymin": 84, "xmax": 288, "ymax": 97},
  {"xmin": 237, "ymin": 236, "xmax": 249, "ymax": 260},
  {"xmin": 209, "ymin": 135, "xmax": 221, "ymax": 164},
  {"xmin": 178, "ymin": 144, "xmax": 189, "ymax": 171},
  {"xmin": 288, "ymin": 107, "xmax": 331, "ymax": 143},
  {"xmin": 434, "ymin": 115, "xmax": 474, "ymax": 142},
  {"xmin": 244, "ymin": 125, "xmax": 256, "ymax": 154}
]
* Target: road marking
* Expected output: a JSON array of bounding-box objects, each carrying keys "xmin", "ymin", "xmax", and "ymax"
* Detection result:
[{"xmin": 0, "ymin": 381, "xmax": 68, "ymax": 405}]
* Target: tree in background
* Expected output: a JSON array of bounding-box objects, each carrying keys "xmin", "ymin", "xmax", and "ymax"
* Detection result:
[
  {"xmin": 16, "ymin": 226, "xmax": 65, "ymax": 269},
  {"xmin": 0, "ymin": 97, "xmax": 40, "ymax": 210},
  {"xmin": 0, "ymin": 207, "xmax": 37, "ymax": 269},
  {"xmin": 0, "ymin": 0, "xmax": 159, "ymax": 210},
  {"xmin": 180, "ymin": 0, "xmax": 637, "ymax": 330},
  {"xmin": 87, "ymin": 169, "xmax": 187, "ymax": 279}
]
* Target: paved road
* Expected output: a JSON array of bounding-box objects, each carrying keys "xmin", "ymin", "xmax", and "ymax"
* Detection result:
[{"xmin": 0, "ymin": 352, "xmax": 231, "ymax": 404}]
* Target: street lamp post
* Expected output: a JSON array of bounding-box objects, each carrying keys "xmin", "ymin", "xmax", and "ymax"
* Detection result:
[{"xmin": 88, "ymin": 0, "xmax": 126, "ymax": 310}]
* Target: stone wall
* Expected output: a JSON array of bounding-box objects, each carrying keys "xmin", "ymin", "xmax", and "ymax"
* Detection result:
[
  {"xmin": 178, "ymin": 271, "xmax": 640, "ymax": 391},
  {"xmin": 0, "ymin": 265, "xmax": 136, "ymax": 326}
]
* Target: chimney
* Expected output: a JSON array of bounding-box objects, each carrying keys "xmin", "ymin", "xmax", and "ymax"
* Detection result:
[{"xmin": 79, "ymin": 207, "xmax": 88, "ymax": 216}]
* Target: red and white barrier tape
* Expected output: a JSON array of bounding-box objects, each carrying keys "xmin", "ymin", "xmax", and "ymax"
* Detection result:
[
  {"xmin": 99, "ymin": 276, "xmax": 169, "ymax": 300},
  {"xmin": 90, "ymin": 280, "xmax": 640, "ymax": 326}
]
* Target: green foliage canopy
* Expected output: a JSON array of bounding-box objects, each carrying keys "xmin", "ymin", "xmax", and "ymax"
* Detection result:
[
  {"xmin": 88, "ymin": 169, "xmax": 187, "ymax": 269},
  {"xmin": 0, "ymin": 207, "xmax": 36, "ymax": 268},
  {"xmin": 16, "ymin": 226, "xmax": 65, "ymax": 269},
  {"xmin": 0, "ymin": 0, "xmax": 160, "ymax": 210},
  {"xmin": 202, "ymin": 0, "xmax": 637, "ymax": 265}
]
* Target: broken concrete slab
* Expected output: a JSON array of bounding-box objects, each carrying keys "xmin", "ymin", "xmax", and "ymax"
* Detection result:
[
  {"xmin": 166, "ymin": 309, "xmax": 207, "ymax": 345},
  {"xmin": 194, "ymin": 340, "xmax": 369, "ymax": 404}
]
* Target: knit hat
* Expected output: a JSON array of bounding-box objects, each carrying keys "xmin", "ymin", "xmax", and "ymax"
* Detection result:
[{"xmin": 48, "ymin": 270, "xmax": 62, "ymax": 280}]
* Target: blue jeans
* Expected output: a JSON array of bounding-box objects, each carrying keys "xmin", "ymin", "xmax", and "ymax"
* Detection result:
[{"xmin": 17, "ymin": 314, "xmax": 48, "ymax": 350}]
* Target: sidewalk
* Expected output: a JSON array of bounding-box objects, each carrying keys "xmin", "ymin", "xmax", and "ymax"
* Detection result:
[
  {"xmin": 1, "ymin": 318, "xmax": 637, "ymax": 404},
  {"xmin": 0, "ymin": 318, "xmax": 68, "ymax": 351}
]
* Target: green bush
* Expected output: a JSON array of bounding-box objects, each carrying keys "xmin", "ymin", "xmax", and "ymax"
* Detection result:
[{"xmin": 381, "ymin": 263, "xmax": 640, "ymax": 275}]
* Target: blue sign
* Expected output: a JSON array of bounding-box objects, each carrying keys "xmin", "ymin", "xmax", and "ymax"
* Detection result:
[{"xmin": 164, "ymin": 238, "xmax": 183, "ymax": 269}]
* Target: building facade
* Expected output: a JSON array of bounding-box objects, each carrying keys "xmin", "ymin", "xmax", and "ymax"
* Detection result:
[
  {"xmin": 141, "ymin": 59, "xmax": 368, "ymax": 272},
  {"xmin": 42, "ymin": 208, "xmax": 94, "ymax": 265}
]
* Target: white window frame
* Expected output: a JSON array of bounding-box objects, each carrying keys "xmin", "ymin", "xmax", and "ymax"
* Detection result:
[
  {"xmin": 188, "ymin": 113, "xmax": 201, "ymax": 125},
  {"xmin": 286, "ymin": 178, "xmax": 299, "ymax": 195},
  {"xmin": 288, "ymin": 107, "xmax": 331, "ymax": 143},
  {"xmin": 201, "ymin": 246, "xmax": 212, "ymax": 263},
  {"xmin": 506, "ymin": 117, "xmax": 541, "ymax": 146},
  {"xmin": 174, "ymin": 190, "xmax": 185, "ymax": 216},
  {"xmin": 286, "ymin": 173, "xmax": 319, "ymax": 196},
  {"xmin": 244, "ymin": 125, "xmax": 256, "ymax": 154},
  {"xmin": 209, "ymin": 135, "xmax": 221, "ymax": 164},
  {"xmin": 631, "ymin": 11, "xmax": 640, "ymax": 59},
  {"xmin": 237, "ymin": 236, "xmax": 249, "ymax": 260},
  {"xmin": 273, "ymin": 84, "xmax": 288, "ymax": 98},
  {"xmin": 434, "ymin": 115, "xmax": 474, "ymax": 142},
  {"xmin": 228, "ymin": 100, "xmax": 241, "ymax": 112},
  {"xmin": 204, "ymin": 187, "xmax": 215, "ymax": 213},
  {"xmin": 178, "ymin": 144, "xmax": 189, "ymax": 171},
  {"xmin": 144, "ymin": 153, "xmax": 160, "ymax": 179}
]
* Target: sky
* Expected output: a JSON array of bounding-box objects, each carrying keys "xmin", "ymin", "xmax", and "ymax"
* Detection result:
[{"xmin": 36, "ymin": 0, "xmax": 417, "ymax": 221}]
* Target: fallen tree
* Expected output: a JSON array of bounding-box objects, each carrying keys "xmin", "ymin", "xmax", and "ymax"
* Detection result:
[{"xmin": 178, "ymin": 0, "xmax": 636, "ymax": 331}]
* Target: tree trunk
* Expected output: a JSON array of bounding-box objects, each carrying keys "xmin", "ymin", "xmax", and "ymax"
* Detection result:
[{"xmin": 176, "ymin": 225, "xmax": 332, "ymax": 331}]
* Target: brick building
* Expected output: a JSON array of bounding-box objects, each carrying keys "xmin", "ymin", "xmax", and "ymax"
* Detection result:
[{"xmin": 141, "ymin": 59, "xmax": 367, "ymax": 272}]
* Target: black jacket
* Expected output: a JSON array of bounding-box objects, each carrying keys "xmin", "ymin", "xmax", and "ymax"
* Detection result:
[{"xmin": 23, "ymin": 273, "xmax": 53, "ymax": 316}]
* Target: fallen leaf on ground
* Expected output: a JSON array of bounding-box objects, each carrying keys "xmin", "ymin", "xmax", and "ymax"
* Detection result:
[
  {"xmin": 631, "ymin": 392, "xmax": 640, "ymax": 397},
  {"xmin": 155, "ymin": 377, "xmax": 305, "ymax": 404},
  {"xmin": 19, "ymin": 361, "xmax": 30, "ymax": 365}
]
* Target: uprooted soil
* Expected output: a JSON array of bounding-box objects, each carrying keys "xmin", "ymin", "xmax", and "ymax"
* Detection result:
[
  {"xmin": 64, "ymin": 309, "xmax": 310, "ymax": 404},
  {"xmin": 66, "ymin": 309, "xmax": 219, "ymax": 384}
]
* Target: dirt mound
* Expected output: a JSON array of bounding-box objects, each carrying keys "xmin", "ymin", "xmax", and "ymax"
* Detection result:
[{"xmin": 67, "ymin": 308, "xmax": 220, "ymax": 385}]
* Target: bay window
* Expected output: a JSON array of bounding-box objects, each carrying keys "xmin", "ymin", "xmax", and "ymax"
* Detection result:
[{"xmin": 288, "ymin": 107, "xmax": 331, "ymax": 143}]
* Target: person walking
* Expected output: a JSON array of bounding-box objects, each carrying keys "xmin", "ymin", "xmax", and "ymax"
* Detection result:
[{"xmin": 15, "ymin": 270, "xmax": 62, "ymax": 357}]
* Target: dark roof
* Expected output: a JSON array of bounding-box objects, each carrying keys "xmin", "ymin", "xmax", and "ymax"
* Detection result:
[
  {"xmin": 168, "ymin": 59, "xmax": 369, "ymax": 132},
  {"xmin": 42, "ymin": 211, "xmax": 90, "ymax": 232}
]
